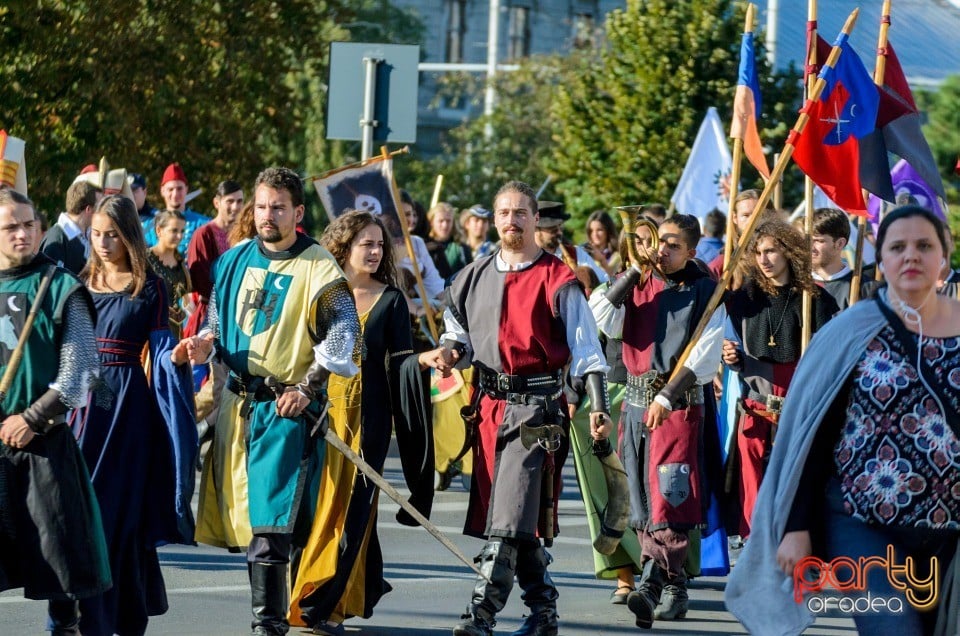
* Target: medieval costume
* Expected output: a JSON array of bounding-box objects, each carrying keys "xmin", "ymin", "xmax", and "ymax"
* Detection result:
[
  {"xmin": 443, "ymin": 249, "xmax": 610, "ymax": 636},
  {"xmin": 426, "ymin": 236, "xmax": 472, "ymax": 284},
  {"xmin": 569, "ymin": 281, "xmax": 643, "ymax": 582},
  {"xmin": 726, "ymin": 292, "xmax": 960, "ymax": 635},
  {"xmin": 724, "ymin": 279, "xmax": 838, "ymax": 539},
  {"xmin": 146, "ymin": 249, "xmax": 192, "ymax": 339},
  {"xmin": 0, "ymin": 256, "xmax": 111, "ymax": 634},
  {"xmin": 592, "ymin": 261, "xmax": 724, "ymax": 627},
  {"xmin": 290, "ymin": 285, "xmax": 433, "ymax": 632},
  {"xmin": 813, "ymin": 264, "xmax": 879, "ymax": 310},
  {"xmin": 185, "ymin": 219, "xmax": 231, "ymax": 336},
  {"xmin": 194, "ymin": 234, "xmax": 361, "ymax": 635},
  {"xmin": 73, "ymin": 272, "xmax": 197, "ymax": 636}
]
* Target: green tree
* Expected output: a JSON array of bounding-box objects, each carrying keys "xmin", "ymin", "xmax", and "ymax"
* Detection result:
[
  {"xmin": 395, "ymin": 58, "xmax": 573, "ymax": 211},
  {"xmin": 919, "ymin": 75, "xmax": 960, "ymax": 193},
  {"xmin": 398, "ymin": 0, "xmax": 802, "ymax": 236},
  {"xmin": 548, "ymin": 0, "xmax": 802, "ymax": 220},
  {"xmin": 0, "ymin": 0, "xmax": 424, "ymax": 230}
]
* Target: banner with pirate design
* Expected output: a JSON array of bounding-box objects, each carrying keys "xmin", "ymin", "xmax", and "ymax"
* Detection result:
[{"xmin": 313, "ymin": 156, "xmax": 404, "ymax": 239}]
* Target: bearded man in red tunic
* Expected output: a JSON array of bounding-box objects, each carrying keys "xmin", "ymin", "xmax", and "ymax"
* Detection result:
[{"xmin": 440, "ymin": 181, "xmax": 611, "ymax": 636}]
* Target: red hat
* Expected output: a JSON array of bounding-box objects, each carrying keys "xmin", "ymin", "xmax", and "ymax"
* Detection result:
[
  {"xmin": 161, "ymin": 162, "xmax": 188, "ymax": 187},
  {"xmin": 80, "ymin": 164, "xmax": 97, "ymax": 174}
]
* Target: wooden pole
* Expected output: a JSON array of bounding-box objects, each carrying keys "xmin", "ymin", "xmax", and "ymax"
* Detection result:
[
  {"xmin": 308, "ymin": 146, "xmax": 410, "ymax": 183},
  {"xmin": 772, "ymin": 151, "xmax": 783, "ymax": 210},
  {"xmin": 667, "ymin": 9, "xmax": 861, "ymax": 385},
  {"xmin": 801, "ymin": 0, "xmax": 817, "ymax": 352},
  {"xmin": 723, "ymin": 3, "xmax": 755, "ymax": 270},
  {"xmin": 850, "ymin": 0, "xmax": 892, "ymax": 305},
  {"xmin": 430, "ymin": 174, "xmax": 444, "ymax": 210},
  {"xmin": 383, "ymin": 145, "xmax": 440, "ymax": 342}
]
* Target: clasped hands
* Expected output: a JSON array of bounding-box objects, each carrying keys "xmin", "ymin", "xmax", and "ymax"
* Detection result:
[{"xmin": 173, "ymin": 332, "xmax": 216, "ymax": 366}]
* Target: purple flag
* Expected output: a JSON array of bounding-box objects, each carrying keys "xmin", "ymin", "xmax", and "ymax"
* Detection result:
[{"xmin": 867, "ymin": 158, "xmax": 946, "ymax": 224}]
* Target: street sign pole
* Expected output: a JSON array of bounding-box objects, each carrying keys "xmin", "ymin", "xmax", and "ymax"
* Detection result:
[{"xmin": 360, "ymin": 56, "xmax": 383, "ymax": 161}]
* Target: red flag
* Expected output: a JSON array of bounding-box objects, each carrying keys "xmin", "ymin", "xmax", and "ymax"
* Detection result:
[{"xmin": 792, "ymin": 35, "xmax": 885, "ymax": 216}]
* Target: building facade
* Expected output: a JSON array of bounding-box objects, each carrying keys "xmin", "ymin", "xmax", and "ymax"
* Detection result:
[{"xmin": 392, "ymin": 0, "xmax": 624, "ymax": 154}]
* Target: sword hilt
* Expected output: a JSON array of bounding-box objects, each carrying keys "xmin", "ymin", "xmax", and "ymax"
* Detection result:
[{"xmin": 264, "ymin": 376, "xmax": 284, "ymax": 400}]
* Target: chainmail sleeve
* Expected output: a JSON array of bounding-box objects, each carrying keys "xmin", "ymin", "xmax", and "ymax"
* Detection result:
[
  {"xmin": 206, "ymin": 287, "xmax": 221, "ymax": 341},
  {"xmin": 51, "ymin": 290, "xmax": 102, "ymax": 409},
  {"xmin": 309, "ymin": 280, "xmax": 361, "ymax": 381}
]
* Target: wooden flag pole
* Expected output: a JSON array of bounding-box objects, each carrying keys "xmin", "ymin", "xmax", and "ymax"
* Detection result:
[
  {"xmin": 667, "ymin": 8, "xmax": 861, "ymax": 385},
  {"xmin": 724, "ymin": 3, "xmax": 755, "ymax": 271},
  {"xmin": 801, "ymin": 0, "xmax": 818, "ymax": 352},
  {"xmin": 850, "ymin": 0, "xmax": 892, "ymax": 305},
  {"xmin": 430, "ymin": 174, "xmax": 444, "ymax": 210},
  {"xmin": 383, "ymin": 145, "xmax": 440, "ymax": 342},
  {"xmin": 308, "ymin": 146, "xmax": 410, "ymax": 183}
]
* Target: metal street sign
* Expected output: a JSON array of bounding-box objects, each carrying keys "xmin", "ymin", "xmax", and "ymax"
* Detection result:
[{"xmin": 326, "ymin": 42, "xmax": 420, "ymax": 155}]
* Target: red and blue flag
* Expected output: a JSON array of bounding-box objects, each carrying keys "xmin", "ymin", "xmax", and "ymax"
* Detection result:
[{"xmin": 792, "ymin": 33, "xmax": 893, "ymax": 215}]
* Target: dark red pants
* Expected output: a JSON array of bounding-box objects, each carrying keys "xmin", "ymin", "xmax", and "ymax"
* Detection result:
[{"xmin": 737, "ymin": 398, "xmax": 776, "ymax": 538}]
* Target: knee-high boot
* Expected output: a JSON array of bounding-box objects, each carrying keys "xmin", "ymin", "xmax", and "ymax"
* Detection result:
[
  {"xmin": 511, "ymin": 541, "xmax": 559, "ymax": 636},
  {"xmin": 452, "ymin": 539, "xmax": 518, "ymax": 636},
  {"xmin": 48, "ymin": 599, "xmax": 80, "ymax": 636},
  {"xmin": 250, "ymin": 562, "xmax": 290, "ymax": 635}
]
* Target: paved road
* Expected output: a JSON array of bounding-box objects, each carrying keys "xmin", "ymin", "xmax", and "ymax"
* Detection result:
[{"xmin": 0, "ymin": 441, "xmax": 855, "ymax": 635}]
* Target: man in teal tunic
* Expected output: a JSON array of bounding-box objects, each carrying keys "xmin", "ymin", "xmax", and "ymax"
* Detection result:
[
  {"xmin": 189, "ymin": 167, "xmax": 361, "ymax": 636},
  {"xmin": 0, "ymin": 188, "xmax": 111, "ymax": 635}
]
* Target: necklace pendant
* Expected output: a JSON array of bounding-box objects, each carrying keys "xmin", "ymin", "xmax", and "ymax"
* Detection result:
[{"xmin": 768, "ymin": 335, "xmax": 777, "ymax": 347}]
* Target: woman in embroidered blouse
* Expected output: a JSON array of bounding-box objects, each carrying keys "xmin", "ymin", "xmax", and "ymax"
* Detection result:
[
  {"xmin": 146, "ymin": 209, "xmax": 192, "ymax": 339},
  {"xmin": 774, "ymin": 205, "xmax": 960, "ymax": 635}
]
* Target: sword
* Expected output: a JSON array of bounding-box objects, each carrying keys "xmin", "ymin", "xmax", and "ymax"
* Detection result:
[{"xmin": 264, "ymin": 377, "xmax": 489, "ymax": 582}]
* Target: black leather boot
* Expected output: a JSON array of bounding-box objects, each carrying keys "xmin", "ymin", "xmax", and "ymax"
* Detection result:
[
  {"xmin": 250, "ymin": 562, "xmax": 290, "ymax": 635},
  {"xmin": 48, "ymin": 599, "xmax": 80, "ymax": 636},
  {"xmin": 627, "ymin": 559, "xmax": 667, "ymax": 629},
  {"xmin": 654, "ymin": 571, "xmax": 689, "ymax": 620},
  {"xmin": 452, "ymin": 539, "xmax": 518, "ymax": 636},
  {"xmin": 511, "ymin": 542, "xmax": 559, "ymax": 636}
]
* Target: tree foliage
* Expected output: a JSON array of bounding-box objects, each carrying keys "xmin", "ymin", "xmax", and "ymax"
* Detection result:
[
  {"xmin": 549, "ymin": 0, "xmax": 802, "ymax": 217},
  {"xmin": 397, "ymin": 0, "xmax": 802, "ymax": 236},
  {"xmin": 0, "ymin": 0, "xmax": 423, "ymax": 225},
  {"xmin": 919, "ymin": 75, "xmax": 960, "ymax": 194},
  {"xmin": 394, "ymin": 59, "xmax": 571, "ymax": 211}
]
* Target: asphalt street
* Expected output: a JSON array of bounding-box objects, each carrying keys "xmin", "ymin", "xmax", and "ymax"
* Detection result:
[{"xmin": 0, "ymin": 440, "xmax": 856, "ymax": 635}]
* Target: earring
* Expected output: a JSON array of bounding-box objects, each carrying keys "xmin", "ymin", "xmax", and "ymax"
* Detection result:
[{"xmin": 942, "ymin": 258, "xmax": 947, "ymax": 267}]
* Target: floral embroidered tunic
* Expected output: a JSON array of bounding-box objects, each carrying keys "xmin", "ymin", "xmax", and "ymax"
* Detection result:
[{"xmin": 834, "ymin": 325, "xmax": 960, "ymax": 529}]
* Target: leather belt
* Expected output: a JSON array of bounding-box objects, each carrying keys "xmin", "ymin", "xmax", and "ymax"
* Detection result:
[
  {"xmin": 226, "ymin": 374, "xmax": 278, "ymax": 403},
  {"xmin": 625, "ymin": 370, "xmax": 703, "ymax": 410},
  {"xmin": 477, "ymin": 366, "xmax": 563, "ymax": 403},
  {"xmin": 746, "ymin": 390, "xmax": 785, "ymax": 416}
]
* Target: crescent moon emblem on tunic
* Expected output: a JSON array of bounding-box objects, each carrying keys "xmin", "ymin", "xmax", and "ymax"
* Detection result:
[
  {"xmin": 273, "ymin": 278, "xmax": 285, "ymax": 291},
  {"xmin": 7, "ymin": 296, "xmax": 21, "ymax": 312},
  {"xmin": 849, "ymin": 103, "xmax": 858, "ymax": 117}
]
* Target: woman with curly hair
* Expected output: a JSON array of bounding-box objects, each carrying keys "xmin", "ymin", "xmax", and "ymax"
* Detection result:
[
  {"xmin": 289, "ymin": 209, "xmax": 443, "ymax": 636},
  {"xmin": 721, "ymin": 218, "xmax": 839, "ymax": 540}
]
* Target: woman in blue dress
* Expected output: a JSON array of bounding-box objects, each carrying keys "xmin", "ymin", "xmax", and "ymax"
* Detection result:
[{"xmin": 71, "ymin": 195, "xmax": 197, "ymax": 636}]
